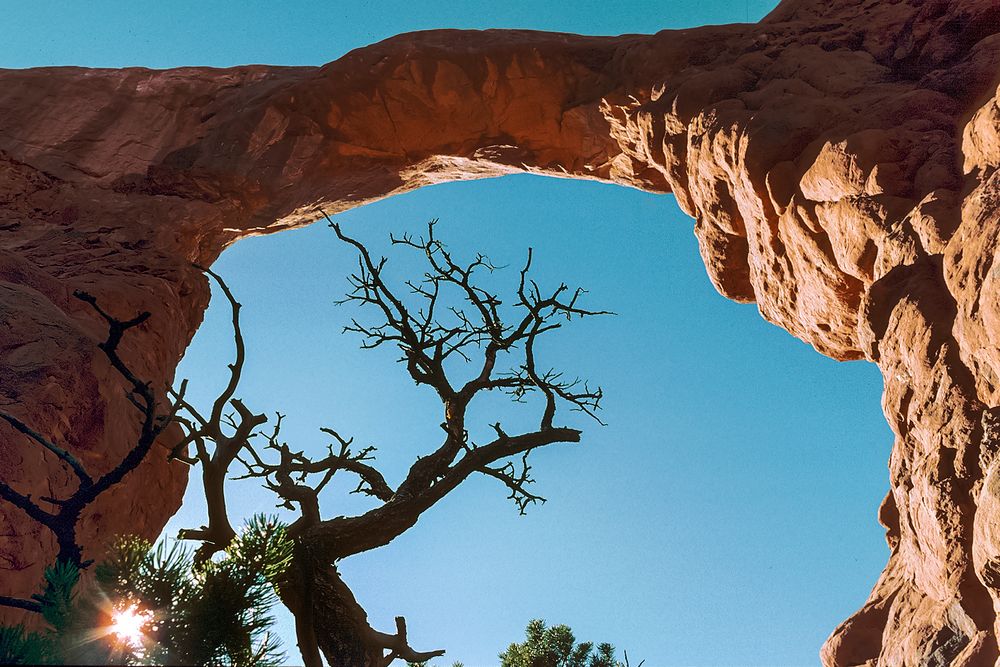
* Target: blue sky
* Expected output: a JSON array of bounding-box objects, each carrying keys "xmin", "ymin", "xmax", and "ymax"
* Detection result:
[{"xmin": 4, "ymin": 2, "xmax": 893, "ymax": 665}]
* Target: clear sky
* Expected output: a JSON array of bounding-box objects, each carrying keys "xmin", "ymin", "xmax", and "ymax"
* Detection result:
[{"xmin": 4, "ymin": 2, "xmax": 894, "ymax": 665}]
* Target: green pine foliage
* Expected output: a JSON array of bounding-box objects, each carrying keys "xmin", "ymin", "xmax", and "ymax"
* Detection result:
[
  {"xmin": 499, "ymin": 619, "xmax": 626, "ymax": 667},
  {"xmin": 410, "ymin": 618, "xmax": 637, "ymax": 667},
  {"xmin": 0, "ymin": 625, "xmax": 54, "ymax": 664},
  {"xmin": 0, "ymin": 558, "xmax": 125, "ymax": 665},
  {"xmin": 0, "ymin": 515, "xmax": 292, "ymax": 666}
]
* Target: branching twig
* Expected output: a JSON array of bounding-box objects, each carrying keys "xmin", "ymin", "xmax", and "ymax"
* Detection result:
[
  {"xmin": 0, "ymin": 291, "xmax": 172, "ymax": 608},
  {"xmin": 374, "ymin": 616, "xmax": 446, "ymax": 666},
  {"xmin": 479, "ymin": 450, "xmax": 546, "ymax": 515}
]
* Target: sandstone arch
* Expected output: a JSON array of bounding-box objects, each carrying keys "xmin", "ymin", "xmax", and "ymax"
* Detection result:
[{"xmin": 2, "ymin": 0, "xmax": 1000, "ymax": 663}]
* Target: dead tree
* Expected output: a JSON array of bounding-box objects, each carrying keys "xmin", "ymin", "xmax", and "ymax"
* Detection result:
[
  {"xmin": 166, "ymin": 265, "xmax": 268, "ymax": 565},
  {"xmin": 171, "ymin": 217, "xmax": 608, "ymax": 666},
  {"xmin": 0, "ymin": 293, "xmax": 180, "ymax": 613}
]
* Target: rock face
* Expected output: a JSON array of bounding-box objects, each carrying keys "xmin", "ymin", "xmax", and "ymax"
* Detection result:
[{"xmin": 1, "ymin": 0, "xmax": 999, "ymax": 662}]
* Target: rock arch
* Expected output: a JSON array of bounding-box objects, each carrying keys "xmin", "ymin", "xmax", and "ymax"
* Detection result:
[{"xmin": 2, "ymin": 0, "xmax": 1000, "ymax": 662}]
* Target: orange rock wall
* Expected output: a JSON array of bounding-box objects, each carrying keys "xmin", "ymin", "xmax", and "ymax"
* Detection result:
[{"xmin": 1, "ymin": 1, "xmax": 999, "ymax": 663}]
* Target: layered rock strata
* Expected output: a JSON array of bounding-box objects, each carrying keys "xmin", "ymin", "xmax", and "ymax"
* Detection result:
[{"xmin": 1, "ymin": 0, "xmax": 1000, "ymax": 663}]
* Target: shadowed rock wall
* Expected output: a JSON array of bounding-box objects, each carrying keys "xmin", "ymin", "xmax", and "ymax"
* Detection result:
[{"xmin": 2, "ymin": 0, "xmax": 1000, "ymax": 663}]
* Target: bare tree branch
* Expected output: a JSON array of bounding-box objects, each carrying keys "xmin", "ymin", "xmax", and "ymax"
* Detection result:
[
  {"xmin": 0, "ymin": 291, "xmax": 174, "ymax": 603},
  {"xmin": 0, "ymin": 413, "xmax": 92, "ymax": 487},
  {"xmin": 327, "ymin": 217, "xmax": 607, "ymax": 506},
  {"xmin": 0, "ymin": 595, "xmax": 42, "ymax": 613},
  {"xmin": 479, "ymin": 450, "xmax": 546, "ymax": 515},
  {"xmin": 170, "ymin": 266, "xmax": 267, "ymax": 562},
  {"xmin": 194, "ymin": 264, "xmax": 249, "ymax": 432},
  {"xmin": 374, "ymin": 616, "xmax": 446, "ymax": 666}
]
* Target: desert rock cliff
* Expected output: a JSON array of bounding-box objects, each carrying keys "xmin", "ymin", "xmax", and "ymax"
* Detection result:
[{"xmin": 1, "ymin": 0, "xmax": 1000, "ymax": 663}]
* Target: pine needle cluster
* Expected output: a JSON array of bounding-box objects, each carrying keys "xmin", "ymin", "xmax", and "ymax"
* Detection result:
[
  {"xmin": 0, "ymin": 515, "xmax": 292, "ymax": 666},
  {"xmin": 499, "ymin": 619, "xmax": 632, "ymax": 667}
]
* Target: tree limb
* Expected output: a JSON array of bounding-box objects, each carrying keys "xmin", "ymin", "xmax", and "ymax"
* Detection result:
[
  {"xmin": 0, "ymin": 595, "xmax": 42, "ymax": 613},
  {"xmin": 0, "ymin": 291, "xmax": 174, "ymax": 579}
]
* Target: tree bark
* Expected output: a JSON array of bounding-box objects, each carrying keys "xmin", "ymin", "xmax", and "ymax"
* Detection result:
[{"xmin": 280, "ymin": 551, "xmax": 383, "ymax": 667}]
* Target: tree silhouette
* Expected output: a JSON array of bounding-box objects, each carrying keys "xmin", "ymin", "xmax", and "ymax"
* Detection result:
[
  {"xmin": 0, "ymin": 293, "xmax": 183, "ymax": 611},
  {"xmin": 169, "ymin": 216, "xmax": 610, "ymax": 666}
]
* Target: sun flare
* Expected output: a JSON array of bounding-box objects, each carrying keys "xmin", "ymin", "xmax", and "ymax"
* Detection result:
[{"xmin": 109, "ymin": 603, "xmax": 153, "ymax": 649}]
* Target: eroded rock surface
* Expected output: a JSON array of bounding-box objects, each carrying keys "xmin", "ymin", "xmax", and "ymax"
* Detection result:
[{"xmin": 2, "ymin": 0, "xmax": 1000, "ymax": 663}]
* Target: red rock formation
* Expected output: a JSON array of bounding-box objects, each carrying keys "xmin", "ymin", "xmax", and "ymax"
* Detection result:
[{"xmin": 2, "ymin": 0, "xmax": 999, "ymax": 662}]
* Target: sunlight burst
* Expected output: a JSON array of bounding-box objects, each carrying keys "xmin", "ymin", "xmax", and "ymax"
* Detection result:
[{"xmin": 109, "ymin": 603, "xmax": 153, "ymax": 649}]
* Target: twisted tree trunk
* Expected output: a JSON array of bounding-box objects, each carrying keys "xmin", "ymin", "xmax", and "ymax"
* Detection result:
[
  {"xmin": 281, "ymin": 552, "xmax": 429, "ymax": 667},
  {"xmin": 279, "ymin": 551, "xmax": 376, "ymax": 667}
]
